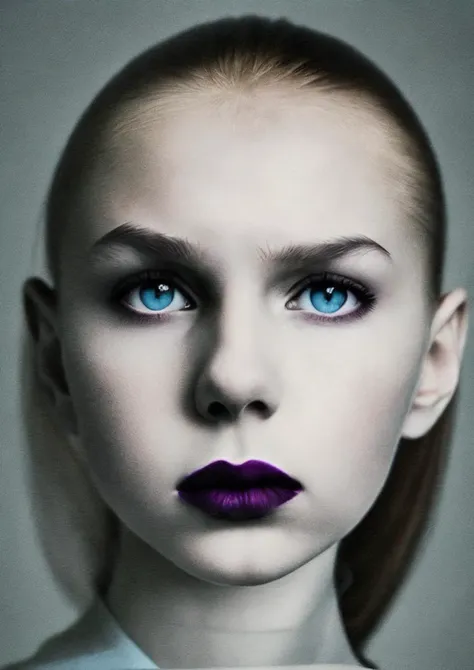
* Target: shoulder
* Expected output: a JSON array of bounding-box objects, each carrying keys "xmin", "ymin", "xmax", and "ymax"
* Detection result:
[
  {"xmin": 1, "ymin": 616, "xmax": 101, "ymax": 669},
  {"xmin": 2, "ymin": 599, "xmax": 157, "ymax": 670}
]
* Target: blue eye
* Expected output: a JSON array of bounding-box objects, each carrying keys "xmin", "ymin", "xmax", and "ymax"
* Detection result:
[
  {"xmin": 112, "ymin": 269, "xmax": 377, "ymax": 325},
  {"xmin": 286, "ymin": 272, "xmax": 377, "ymax": 323},
  {"xmin": 114, "ymin": 271, "xmax": 195, "ymax": 318}
]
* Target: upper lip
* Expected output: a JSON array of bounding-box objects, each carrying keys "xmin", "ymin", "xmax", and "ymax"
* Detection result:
[{"xmin": 176, "ymin": 459, "xmax": 303, "ymax": 492}]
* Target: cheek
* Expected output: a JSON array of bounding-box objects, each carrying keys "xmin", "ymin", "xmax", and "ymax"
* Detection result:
[
  {"xmin": 62, "ymin": 321, "xmax": 191, "ymax": 492},
  {"xmin": 279, "ymin": 321, "xmax": 425, "ymax": 528}
]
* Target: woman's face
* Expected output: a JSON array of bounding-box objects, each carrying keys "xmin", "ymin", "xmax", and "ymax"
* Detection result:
[{"xmin": 57, "ymin": 88, "xmax": 432, "ymax": 585}]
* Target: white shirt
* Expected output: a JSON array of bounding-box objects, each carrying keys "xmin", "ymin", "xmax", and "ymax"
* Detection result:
[{"xmin": 6, "ymin": 598, "xmax": 368, "ymax": 670}]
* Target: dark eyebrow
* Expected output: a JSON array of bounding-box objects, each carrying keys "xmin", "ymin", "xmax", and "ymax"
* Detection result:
[
  {"xmin": 89, "ymin": 222, "xmax": 392, "ymax": 277},
  {"xmin": 256, "ymin": 236, "xmax": 392, "ymax": 268},
  {"xmin": 90, "ymin": 222, "xmax": 211, "ymax": 268}
]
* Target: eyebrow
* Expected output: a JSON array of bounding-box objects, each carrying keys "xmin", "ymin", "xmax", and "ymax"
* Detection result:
[{"xmin": 89, "ymin": 222, "xmax": 392, "ymax": 277}]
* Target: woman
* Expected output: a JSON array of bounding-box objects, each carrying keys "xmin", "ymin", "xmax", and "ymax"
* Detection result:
[{"xmin": 7, "ymin": 14, "xmax": 469, "ymax": 670}]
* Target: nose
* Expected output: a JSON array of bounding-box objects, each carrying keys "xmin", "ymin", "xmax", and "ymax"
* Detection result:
[{"xmin": 194, "ymin": 307, "xmax": 280, "ymax": 423}]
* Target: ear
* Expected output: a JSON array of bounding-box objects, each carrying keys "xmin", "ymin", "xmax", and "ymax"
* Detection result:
[
  {"xmin": 402, "ymin": 287, "xmax": 469, "ymax": 440},
  {"xmin": 23, "ymin": 277, "xmax": 79, "ymax": 437}
]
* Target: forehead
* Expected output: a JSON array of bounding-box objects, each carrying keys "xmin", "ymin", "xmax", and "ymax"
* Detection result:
[{"xmin": 71, "ymin": 88, "xmax": 413, "ymax": 261}]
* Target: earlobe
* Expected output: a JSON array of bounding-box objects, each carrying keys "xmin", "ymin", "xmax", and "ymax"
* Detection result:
[
  {"xmin": 23, "ymin": 277, "xmax": 79, "ymax": 437},
  {"xmin": 401, "ymin": 287, "xmax": 469, "ymax": 440}
]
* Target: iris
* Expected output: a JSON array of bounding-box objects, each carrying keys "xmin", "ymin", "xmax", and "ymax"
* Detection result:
[
  {"xmin": 139, "ymin": 283, "xmax": 174, "ymax": 310},
  {"xmin": 309, "ymin": 286, "xmax": 347, "ymax": 313}
]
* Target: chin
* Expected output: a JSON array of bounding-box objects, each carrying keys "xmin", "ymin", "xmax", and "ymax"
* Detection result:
[
  {"xmin": 164, "ymin": 528, "xmax": 333, "ymax": 587},
  {"xmin": 178, "ymin": 557, "xmax": 303, "ymax": 587}
]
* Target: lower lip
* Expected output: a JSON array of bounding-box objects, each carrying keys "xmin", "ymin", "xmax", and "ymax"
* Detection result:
[{"xmin": 177, "ymin": 487, "xmax": 301, "ymax": 521}]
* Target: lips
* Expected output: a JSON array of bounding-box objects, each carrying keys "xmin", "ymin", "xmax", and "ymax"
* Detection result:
[
  {"xmin": 176, "ymin": 459, "xmax": 303, "ymax": 492},
  {"xmin": 176, "ymin": 460, "xmax": 303, "ymax": 520}
]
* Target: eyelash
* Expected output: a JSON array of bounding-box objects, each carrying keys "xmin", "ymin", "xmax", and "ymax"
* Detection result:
[{"xmin": 110, "ymin": 269, "xmax": 377, "ymax": 325}]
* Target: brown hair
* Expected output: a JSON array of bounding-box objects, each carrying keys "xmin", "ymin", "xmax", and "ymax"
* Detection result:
[{"xmin": 32, "ymin": 14, "xmax": 457, "ymax": 660}]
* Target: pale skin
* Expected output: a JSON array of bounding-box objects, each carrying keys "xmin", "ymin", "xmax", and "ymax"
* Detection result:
[{"xmin": 24, "ymin": 87, "xmax": 469, "ymax": 668}]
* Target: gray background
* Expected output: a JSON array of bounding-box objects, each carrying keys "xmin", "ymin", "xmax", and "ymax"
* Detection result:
[{"xmin": 1, "ymin": 1, "xmax": 473, "ymax": 669}]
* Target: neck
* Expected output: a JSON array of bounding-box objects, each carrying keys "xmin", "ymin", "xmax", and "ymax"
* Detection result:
[{"xmin": 103, "ymin": 526, "xmax": 362, "ymax": 668}]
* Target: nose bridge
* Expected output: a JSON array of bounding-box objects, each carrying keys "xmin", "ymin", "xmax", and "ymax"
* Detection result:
[
  {"xmin": 211, "ymin": 284, "xmax": 268, "ymax": 389},
  {"xmin": 195, "ymin": 279, "xmax": 280, "ymax": 420}
]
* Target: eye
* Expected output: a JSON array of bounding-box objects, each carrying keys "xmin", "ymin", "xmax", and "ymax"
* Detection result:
[
  {"xmin": 113, "ymin": 270, "xmax": 196, "ymax": 318},
  {"xmin": 286, "ymin": 272, "xmax": 377, "ymax": 323}
]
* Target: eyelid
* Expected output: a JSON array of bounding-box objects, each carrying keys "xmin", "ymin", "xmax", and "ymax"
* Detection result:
[
  {"xmin": 104, "ymin": 257, "xmax": 221, "ymax": 302},
  {"xmin": 111, "ymin": 269, "xmax": 197, "ymax": 303},
  {"xmin": 288, "ymin": 271, "xmax": 374, "ymax": 300}
]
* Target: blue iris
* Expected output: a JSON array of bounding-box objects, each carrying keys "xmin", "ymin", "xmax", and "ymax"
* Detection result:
[
  {"xmin": 309, "ymin": 286, "xmax": 346, "ymax": 313},
  {"xmin": 139, "ymin": 284, "xmax": 174, "ymax": 310}
]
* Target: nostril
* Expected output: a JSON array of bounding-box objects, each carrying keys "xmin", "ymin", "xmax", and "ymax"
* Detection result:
[
  {"xmin": 208, "ymin": 401, "xmax": 230, "ymax": 419},
  {"xmin": 249, "ymin": 399, "xmax": 272, "ymax": 419}
]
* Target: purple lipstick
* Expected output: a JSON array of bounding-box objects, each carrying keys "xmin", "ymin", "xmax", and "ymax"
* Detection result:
[{"xmin": 176, "ymin": 460, "xmax": 303, "ymax": 521}]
